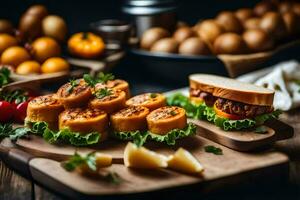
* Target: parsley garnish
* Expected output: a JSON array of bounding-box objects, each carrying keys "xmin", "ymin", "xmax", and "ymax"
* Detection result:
[
  {"xmin": 0, "ymin": 123, "xmax": 31, "ymax": 141},
  {"xmin": 67, "ymin": 79, "xmax": 80, "ymax": 94},
  {"xmin": 254, "ymin": 126, "xmax": 268, "ymax": 134},
  {"xmin": 83, "ymin": 72, "xmax": 115, "ymax": 87},
  {"xmin": 104, "ymin": 171, "xmax": 123, "ymax": 185},
  {"xmin": 94, "ymin": 88, "xmax": 113, "ymax": 99},
  {"xmin": 204, "ymin": 145, "xmax": 223, "ymax": 155},
  {"xmin": 62, "ymin": 151, "xmax": 97, "ymax": 171},
  {"xmin": 0, "ymin": 90, "xmax": 28, "ymax": 104},
  {"xmin": 150, "ymin": 93, "xmax": 157, "ymax": 98},
  {"xmin": 170, "ymin": 110, "xmax": 177, "ymax": 116},
  {"xmin": 0, "ymin": 67, "xmax": 11, "ymax": 87}
]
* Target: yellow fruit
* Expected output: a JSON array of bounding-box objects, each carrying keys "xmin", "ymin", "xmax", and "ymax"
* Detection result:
[
  {"xmin": 16, "ymin": 60, "xmax": 40, "ymax": 75},
  {"xmin": 41, "ymin": 57, "xmax": 69, "ymax": 73},
  {"xmin": 1, "ymin": 46, "xmax": 30, "ymax": 67},
  {"xmin": 32, "ymin": 37, "xmax": 61, "ymax": 63},
  {"xmin": 124, "ymin": 142, "xmax": 168, "ymax": 169},
  {"xmin": 0, "ymin": 34, "xmax": 18, "ymax": 54},
  {"xmin": 168, "ymin": 148, "xmax": 204, "ymax": 175}
]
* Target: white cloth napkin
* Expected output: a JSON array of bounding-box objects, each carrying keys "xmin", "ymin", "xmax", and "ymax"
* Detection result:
[{"xmin": 238, "ymin": 60, "xmax": 300, "ymax": 111}]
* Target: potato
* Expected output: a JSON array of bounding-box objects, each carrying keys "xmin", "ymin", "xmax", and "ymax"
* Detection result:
[
  {"xmin": 140, "ymin": 27, "xmax": 169, "ymax": 50},
  {"xmin": 243, "ymin": 29, "xmax": 274, "ymax": 52},
  {"xmin": 215, "ymin": 11, "xmax": 244, "ymax": 33},
  {"xmin": 42, "ymin": 15, "xmax": 67, "ymax": 41},
  {"xmin": 179, "ymin": 37, "xmax": 211, "ymax": 55},
  {"xmin": 213, "ymin": 33, "xmax": 247, "ymax": 55},
  {"xmin": 150, "ymin": 38, "xmax": 179, "ymax": 53}
]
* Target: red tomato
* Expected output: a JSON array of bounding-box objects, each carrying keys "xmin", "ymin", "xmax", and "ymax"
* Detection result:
[
  {"xmin": 0, "ymin": 101, "xmax": 14, "ymax": 122},
  {"xmin": 14, "ymin": 101, "xmax": 28, "ymax": 123}
]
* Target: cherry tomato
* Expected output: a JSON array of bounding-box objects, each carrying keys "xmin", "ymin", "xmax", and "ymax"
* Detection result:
[
  {"xmin": 13, "ymin": 101, "xmax": 28, "ymax": 123},
  {"xmin": 0, "ymin": 101, "xmax": 14, "ymax": 122}
]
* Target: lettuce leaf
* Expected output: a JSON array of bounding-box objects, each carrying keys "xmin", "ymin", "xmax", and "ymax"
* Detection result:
[
  {"xmin": 113, "ymin": 123, "xmax": 196, "ymax": 146},
  {"xmin": 148, "ymin": 122, "xmax": 196, "ymax": 145},
  {"xmin": 167, "ymin": 93, "xmax": 281, "ymax": 131},
  {"xmin": 25, "ymin": 121, "xmax": 100, "ymax": 146}
]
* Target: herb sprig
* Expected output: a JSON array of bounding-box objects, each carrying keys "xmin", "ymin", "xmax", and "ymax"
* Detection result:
[
  {"xmin": 204, "ymin": 145, "xmax": 223, "ymax": 155},
  {"xmin": 0, "ymin": 67, "xmax": 11, "ymax": 88},
  {"xmin": 67, "ymin": 79, "xmax": 80, "ymax": 94},
  {"xmin": 94, "ymin": 88, "xmax": 113, "ymax": 99},
  {"xmin": 0, "ymin": 90, "xmax": 28, "ymax": 104},
  {"xmin": 62, "ymin": 151, "xmax": 97, "ymax": 171},
  {"xmin": 83, "ymin": 72, "xmax": 115, "ymax": 87},
  {"xmin": 0, "ymin": 123, "xmax": 31, "ymax": 141}
]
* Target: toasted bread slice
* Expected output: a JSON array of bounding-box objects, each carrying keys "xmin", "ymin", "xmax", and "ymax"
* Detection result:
[
  {"xmin": 56, "ymin": 79, "xmax": 92, "ymax": 108},
  {"xmin": 89, "ymin": 89, "xmax": 126, "ymax": 114},
  {"xmin": 26, "ymin": 94, "xmax": 64, "ymax": 130},
  {"xmin": 147, "ymin": 106, "xmax": 187, "ymax": 135},
  {"xmin": 59, "ymin": 108, "xmax": 108, "ymax": 140},
  {"xmin": 110, "ymin": 106, "xmax": 150, "ymax": 132},
  {"xmin": 96, "ymin": 79, "xmax": 130, "ymax": 99},
  {"xmin": 126, "ymin": 93, "xmax": 166, "ymax": 111},
  {"xmin": 189, "ymin": 74, "xmax": 274, "ymax": 106}
]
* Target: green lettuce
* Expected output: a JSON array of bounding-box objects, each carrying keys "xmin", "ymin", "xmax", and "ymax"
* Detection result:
[
  {"xmin": 167, "ymin": 93, "xmax": 281, "ymax": 131},
  {"xmin": 113, "ymin": 122, "xmax": 196, "ymax": 146},
  {"xmin": 26, "ymin": 121, "xmax": 100, "ymax": 146}
]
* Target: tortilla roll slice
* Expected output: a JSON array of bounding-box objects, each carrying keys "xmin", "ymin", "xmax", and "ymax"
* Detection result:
[
  {"xmin": 96, "ymin": 79, "xmax": 130, "ymax": 99},
  {"xmin": 126, "ymin": 93, "xmax": 166, "ymax": 111},
  {"xmin": 89, "ymin": 88, "xmax": 126, "ymax": 114},
  {"xmin": 26, "ymin": 94, "xmax": 64, "ymax": 130},
  {"xmin": 56, "ymin": 79, "xmax": 92, "ymax": 109},
  {"xmin": 59, "ymin": 108, "xmax": 108, "ymax": 141},
  {"xmin": 147, "ymin": 106, "xmax": 187, "ymax": 135},
  {"xmin": 110, "ymin": 106, "xmax": 150, "ymax": 132}
]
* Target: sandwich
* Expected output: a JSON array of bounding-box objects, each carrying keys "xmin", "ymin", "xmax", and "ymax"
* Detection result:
[{"xmin": 168, "ymin": 74, "xmax": 281, "ymax": 131}]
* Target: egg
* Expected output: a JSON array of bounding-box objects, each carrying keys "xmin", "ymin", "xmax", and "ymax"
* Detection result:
[
  {"xmin": 260, "ymin": 12, "xmax": 288, "ymax": 40},
  {"xmin": 179, "ymin": 37, "xmax": 211, "ymax": 55},
  {"xmin": 0, "ymin": 19, "xmax": 14, "ymax": 35},
  {"xmin": 173, "ymin": 27, "xmax": 195, "ymax": 43},
  {"xmin": 25, "ymin": 5, "xmax": 48, "ymax": 19},
  {"xmin": 19, "ymin": 14, "xmax": 42, "ymax": 41},
  {"xmin": 196, "ymin": 19, "xmax": 224, "ymax": 45},
  {"xmin": 243, "ymin": 29, "xmax": 274, "ymax": 52},
  {"xmin": 215, "ymin": 11, "xmax": 244, "ymax": 33},
  {"xmin": 140, "ymin": 27, "xmax": 170, "ymax": 50},
  {"xmin": 150, "ymin": 38, "xmax": 178, "ymax": 54},
  {"xmin": 213, "ymin": 33, "xmax": 247, "ymax": 55}
]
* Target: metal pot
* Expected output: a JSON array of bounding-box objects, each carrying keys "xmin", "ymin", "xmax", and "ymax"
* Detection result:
[{"xmin": 122, "ymin": 0, "xmax": 177, "ymax": 37}]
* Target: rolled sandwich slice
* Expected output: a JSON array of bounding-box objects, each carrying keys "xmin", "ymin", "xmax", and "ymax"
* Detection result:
[
  {"xmin": 96, "ymin": 79, "xmax": 130, "ymax": 99},
  {"xmin": 26, "ymin": 94, "xmax": 64, "ymax": 130},
  {"xmin": 187, "ymin": 74, "xmax": 280, "ymax": 131},
  {"xmin": 56, "ymin": 79, "xmax": 92, "ymax": 108},
  {"xmin": 89, "ymin": 88, "xmax": 126, "ymax": 114},
  {"xmin": 126, "ymin": 93, "xmax": 166, "ymax": 111},
  {"xmin": 146, "ymin": 106, "xmax": 196, "ymax": 145},
  {"xmin": 59, "ymin": 108, "xmax": 109, "ymax": 141}
]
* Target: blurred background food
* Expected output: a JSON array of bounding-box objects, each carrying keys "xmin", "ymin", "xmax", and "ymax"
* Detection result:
[{"xmin": 139, "ymin": 0, "xmax": 300, "ymax": 56}]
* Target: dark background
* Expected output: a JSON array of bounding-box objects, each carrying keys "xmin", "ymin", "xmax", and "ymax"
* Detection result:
[{"xmin": 1, "ymin": 0, "xmax": 261, "ymax": 34}]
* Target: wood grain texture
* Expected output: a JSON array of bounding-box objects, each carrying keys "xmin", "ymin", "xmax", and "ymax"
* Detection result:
[{"xmin": 28, "ymin": 133, "xmax": 288, "ymax": 196}]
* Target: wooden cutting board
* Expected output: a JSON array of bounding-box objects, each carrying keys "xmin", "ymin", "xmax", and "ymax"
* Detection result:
[{"xmin": 0, "ymin": 125, "xmax": 290, "ymax": 198}]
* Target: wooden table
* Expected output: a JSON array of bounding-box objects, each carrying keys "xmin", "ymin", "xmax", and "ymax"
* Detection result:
[{"xmin": 1, "ymin": 110, "xmax": 300, "ymax": 200}]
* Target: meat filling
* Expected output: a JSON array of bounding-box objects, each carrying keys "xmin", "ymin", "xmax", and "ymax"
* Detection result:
[
  {"xmin": 190, "ymin": 88, "xmax": 273, "ymax": 118},
  {"xmin": 190, "ymin": 88, "xmax": 216, "ymax": 106},
  {"xmin": 215, "ymin": 98, "xmax": 273, "ymax": 118}
]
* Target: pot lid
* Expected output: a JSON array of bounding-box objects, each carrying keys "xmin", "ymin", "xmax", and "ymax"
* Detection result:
[{"xmin": 122, "ymin": 0, "xmax": 177, "ymax": 15}]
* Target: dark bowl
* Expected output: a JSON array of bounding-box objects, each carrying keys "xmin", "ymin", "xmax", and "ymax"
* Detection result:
[{"xmin": 129, "ymin": 42, "xmax": 300, "ymax": 84}]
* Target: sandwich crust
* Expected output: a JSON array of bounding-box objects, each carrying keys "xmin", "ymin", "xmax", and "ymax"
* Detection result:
[{"xmin": 189, "ymin": 74, "xmax": 274, "ymax": 106}]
